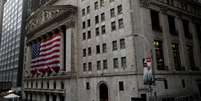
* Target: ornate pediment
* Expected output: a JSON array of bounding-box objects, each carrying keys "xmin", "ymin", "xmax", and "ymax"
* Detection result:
[{"xmin": 26, "ymin": 5, "xmax": 77, "ymax": 35}]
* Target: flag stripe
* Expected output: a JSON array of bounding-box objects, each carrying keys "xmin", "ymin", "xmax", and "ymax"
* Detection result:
[
  {"xmin": 32, "ymin": 54, "xmax": 60, "ymax": 64},
  {"xmin": 40, "ymin": 43, "xmax": 60, "ymax": 52},
  {"xmin": 31, "ymin": 60, "xmax": 60, "ymax": 68}
]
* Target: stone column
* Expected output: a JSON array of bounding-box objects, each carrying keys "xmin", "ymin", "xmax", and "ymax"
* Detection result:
[
  {"xmin": 41, "ymin": 94, "xmax": 45, "ymax": 101},
  {"xmin": 175, "ymin": 14, "xmax": 187, "ymax": 70},
  {"xmin": 25, "ymin": 45, "xmax": 32, "ymax": 77},
  {"xmin": 190, "ymin": 21, "xmax": 201, "ymax": 68},
  {"xmin": 65, "ymin": 28, "xmax": 73, "ymax": 72},
  {"xmin": 56, "ymin": 95, "xmax": 60, "ymax": 101},
  {"xmin": 49, "ymin": 94, "xmax": 53, "ymax": 101},
  {"xmin": 160, "ymin": 8, "xmax": 172, "ymax": 71}
]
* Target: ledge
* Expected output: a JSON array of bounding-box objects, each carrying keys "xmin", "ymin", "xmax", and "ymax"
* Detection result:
[
  {"xmin": 24, "ymin": 72, "xmax": 76, "ymax": 81},
  {"xmin": 24, "ymin": 88, "xmax": 65, "ymax": 94}
]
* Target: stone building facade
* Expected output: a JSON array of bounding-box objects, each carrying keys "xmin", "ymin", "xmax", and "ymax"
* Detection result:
[{"xmin": 23, "ymin": 0, "xmax": 201, "ymax": 101}]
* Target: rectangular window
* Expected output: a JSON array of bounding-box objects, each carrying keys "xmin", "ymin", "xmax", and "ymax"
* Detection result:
[
  {"xmin": 102, "ymin": 43, "xmax": 107, "ymax": 53},
  {"xmin": 94, "ymin": 1, "xmax": 98, "ymax": 10},
  {"xmin": 88, "ymin": 62, "xmax": 92, "ymax": 71},
  {"xmin": 103, "ymin": 59, "xmax": 108, "ymax": 69},
  {"xmin": 47, "ymin": 82, "xmax": 49, "ymax": 89},
  {"xmin": 172, "ymin": 43, "xmax": 182, "ymax": 71},
  {"xmin": 112, "ymin": 40, "xmax": 118, "ymax": 51},
  {"xmin": 83, "ymin": 49, "xmax": 86, "ymax": 57},
  {"xmin": 121, "ymin": 57, "xmax": 127, "ymax": 68},
  {"xmin": 87, "ymin": 31, "xmax": 91, "ymax": 39},
  {"xmin": 53, "ymin": 81, "xmax": 56, "ymax": 89},
  {"xmin": 97, "ymin": 61, "xmax": 101, "ymax": 70},
  {"xmin": 87, "ymin": 19, "xmax": 91, "ymax": 27},
  {"xmin": 82, "ymin": 21, "xmax": 86, "ymax": 29},
  {"xmin": 101, "ymin": 25, "xmax": 106, "ymax": 34},
  {"xmin": 61, "ymin": 81, "xmax": 64, "ymax": 89},
  {"xmin": 101, "ymin": 13, "xmax": 105, "ymax": 22},
  {"xmin": 88, "ymin": 47, "xmax": 91, "ymax": 56},
  {"xmin": 31, "ymin": 82, "xmax": 33, "ymax": 88},
  {"xmin": 182, "ymin": 19, "xmax": 192, "ymax": 39},
  {"xmin": 196, "ymin": 24, "xmax": 201, "ymax": 40},
  {"xmin": 82, "ymin": 8, "xmax": 85, "ymax": 16},
  {"xmin": 83, "ymin": 63, "xmax": 87, "ymax": 71},
  {"xmin": 164, "ymin": 80, "xmax": 168, "ymax": 89},
  {"xmin": 110, "ymin": 8, "xmax": 115, "ymax": 18},
  {"xmin": 113, "ymin": 58, "xmax": 119, "ymax": 68},
  {"xmin": 95, "ymin": 15, "xmax": 99, "ymax": 24},
  {"xmin": 117, "ymin": 5, "xmax": 123, "ymax": 14},
  {"xmin": 96, "ymin": 27, "xmax": 100, "ymax": 36},
  {"xmin": 186, "ymin": 45, "xmax": 197, "ymax": 71},
  {"xmin": 120, "ymin": 38, "xmax": 125, "ymax": 49},
  {"xmin": 100, "ymin": 0, "xmax": 104, "ymax": 7},
  {"xmin": 96, "ymin": 45, "xmax": 100, "ymax": 54},
  {"xmin": 111, "ymin": 21, "xmax": 116, "ymax": 31},
  {"xmin": 41, "ymin": 81, "xmax": 43, "ymax": 88},
  {"xmin": 86, "ymin": 82, "xmax": 90, "ymax": 90},
  {"xmin": 150, "ymin": 10, "xmax": 161, "ymax": 31},
  {"xmin": 196, "ymin": 24, "xmax": 201, "ymax": 53},
  {"xmin": 154, "ymin": 40, "xmax": 165, "ymax": 70},
  {"xmin": 36, "ymin": 82, "xmax": 38, "ymax": 88},
  {"xmin": 87, "ymin": 6, "xmax": 90, "ymax": 14},
  {"xmin": 168, "ymin": 15, "xmax": 177, "ymax": 35},
  {"xmin": 119, "ymin": 81, "xmax": 124, "ymax": 91},
  {"xmin": 83, "ymin": 32, "xmax": 86, "ymax": 40},
  {"xmin": 118, "ymin": 18, "xmax": 124, "ymax": 29},
  {"xmin": 182, "ymin": 79, "xmax": 185, "ymax": 88}
]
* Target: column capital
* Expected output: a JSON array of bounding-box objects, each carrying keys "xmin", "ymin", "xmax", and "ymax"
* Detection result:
[
  {"xmin": 175, "ymin": 12, "xmax": 182, "ymax": 19},
  {"xmin": 140, "ymin": 0, "xmax": 151, "ymax": 8},
  {"xmin": 160, "ymin": 6, "xmax": 168, "ymax": 14}
]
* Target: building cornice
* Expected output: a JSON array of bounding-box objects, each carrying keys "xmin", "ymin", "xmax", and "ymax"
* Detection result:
[{"xmin": 140, "ymin": 0, "xmax": 201, "ymax": 19}]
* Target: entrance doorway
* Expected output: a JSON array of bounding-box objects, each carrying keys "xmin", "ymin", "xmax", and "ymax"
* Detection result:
[{"xmin": 99, "ymin": 83, "xmax": 108, "ymax": 101}]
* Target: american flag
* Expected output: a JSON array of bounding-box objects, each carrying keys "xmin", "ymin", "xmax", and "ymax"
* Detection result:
[{"xmin": 31, "ymin": 33, "xmax": 62, "ymax": 76}]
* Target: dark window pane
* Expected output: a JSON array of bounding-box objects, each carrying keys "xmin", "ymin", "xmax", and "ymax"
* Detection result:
[
  {"xmin": 113, "ymin": 58, "xmax": 119, "ymax": 68},
  {"xmin": 168, "ymin": 15, "xmax": 177, "ymax": 35},
  {"xmin": 86, "ymin": 82, "xmax": 90, "ymax": 90},
  {"xmin": 97, "ymin": 61, "xmax": 101, "ymax": 70},
  {"xmin": 119, "ymin": 81, "xmax": 124, "ymax": 91},
  {"xmin": 88, "ymin": 62, "xmax": 92, "ymax": 71},
  {"xmin": 182, "ymin": 19, "xmax": 192, "ymax": 39},
  {"xmin": 172, "ymin": 43, "xmax": 182, "ymax": 71},
  {"xmin": 164, "ymin": 80, "xmax": 168, "ymax": 89},
  {"xmin": 112, "ymin": 41, "xmax": 117, "ymax": 51},
  {"xmin": 154, "ymin": 40, "xmax": 165, "ymax": 70},
  {"xmin": 151, "ymin": 10, "xmax": 161, "ymax": 31},
  {"xmin": 103, "ymin": 59, "xmax": 108, "ymax": 69},
  {"xmin": 96, "ymin": 45, "xmax": 100, "ymax": 54}
]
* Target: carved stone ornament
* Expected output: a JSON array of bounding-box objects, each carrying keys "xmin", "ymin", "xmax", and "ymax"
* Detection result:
[
  {"xmin": 160, "ymin": 6, "xmax": 168, "ymax": 14},
  {"xmin": 26, "ymin": 5, "xmax": 77, "ymax": 35},
  {"xmin": 140, "ymin": 0, "xmax": 151, "ymax": 8}
]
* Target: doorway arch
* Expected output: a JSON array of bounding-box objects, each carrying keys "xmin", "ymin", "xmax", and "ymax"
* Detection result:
[{"xmin": 99, "ymin": 83, "xmax": 109, "ymax": 101}]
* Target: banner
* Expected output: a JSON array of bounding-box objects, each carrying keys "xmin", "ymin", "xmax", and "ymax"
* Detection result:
[{"xmin": 143, "ymin": 55, "xmax": 154, "ymax": 85}]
